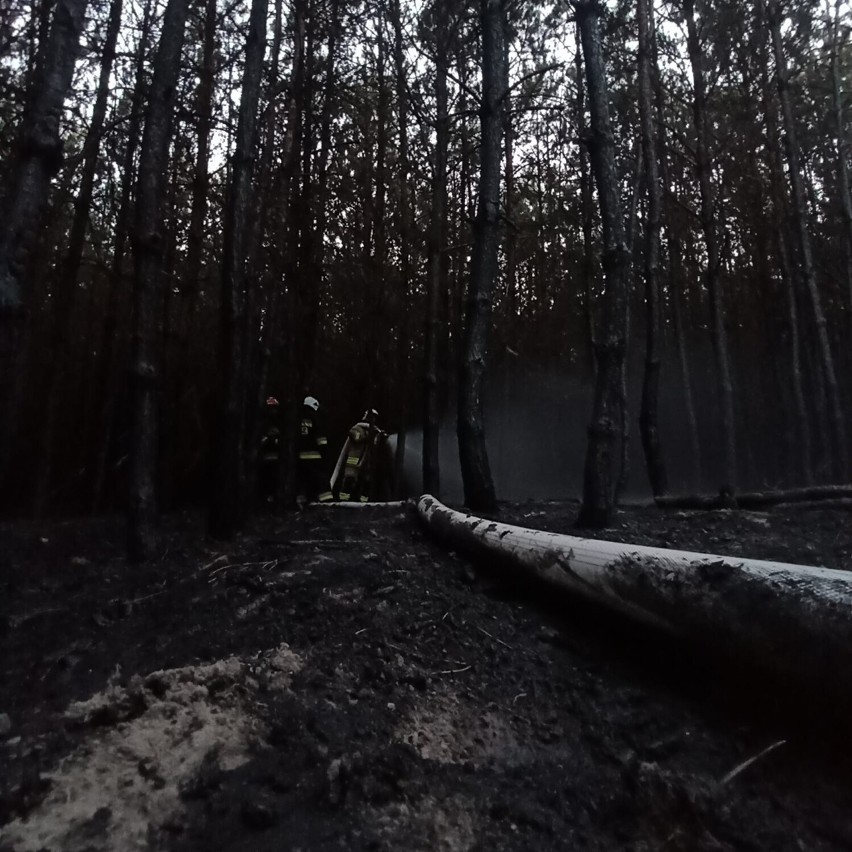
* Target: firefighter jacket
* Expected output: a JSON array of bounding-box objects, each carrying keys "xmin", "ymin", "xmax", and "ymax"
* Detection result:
[
  {"xmin": 330, "ymin": 419, "xmax": 388, "ymax": 502},
  {"xmin": 298, "ymin": 405, "xmax": 328, "ymax": 463}
]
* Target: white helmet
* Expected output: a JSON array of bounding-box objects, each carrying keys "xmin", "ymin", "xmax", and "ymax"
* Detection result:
[{"xmin": 304, "ymin": 396, "xmax": 319, "ymax": 411}]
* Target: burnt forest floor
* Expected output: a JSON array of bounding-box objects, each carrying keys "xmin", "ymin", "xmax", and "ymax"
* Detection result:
[{"xmin": 2, "ymin": 499, "xmax": 852, "ymax": 851}]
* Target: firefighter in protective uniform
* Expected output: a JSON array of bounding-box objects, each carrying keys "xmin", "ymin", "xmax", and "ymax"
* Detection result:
[
  {"xmin": 330, "ymin": 409, "xmax": 390, "ymax": 502},
  {"xmin": 299, "ymin": 396, "xmax": 334, "ymax": 505}
]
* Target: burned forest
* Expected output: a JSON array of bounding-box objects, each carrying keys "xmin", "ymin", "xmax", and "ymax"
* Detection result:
[{"xmin": 2, "ymin": 0, "xmax": 852, "ymax": 849}]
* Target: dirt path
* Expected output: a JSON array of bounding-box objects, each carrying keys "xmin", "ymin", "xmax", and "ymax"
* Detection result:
[{"xmin": 2, "ymin": 502, "xmax": 852, "ymax": 850}]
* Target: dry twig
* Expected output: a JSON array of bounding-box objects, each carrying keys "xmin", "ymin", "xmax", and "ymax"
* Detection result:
[
  {"xmin": 476, "ymin": 625, "xmax": 514, "ymax": 650},
  {"xmin": 720, "ymin": 739, "xmax": 786, "ymax": 786}
]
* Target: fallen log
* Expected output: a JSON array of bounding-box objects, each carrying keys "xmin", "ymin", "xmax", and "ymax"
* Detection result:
[
  {"xmin": 655, "ymin": 484, "xmax": 852, "ymax": 511},
  {"xmin": 417, "ymin": 495, "xmax": 852, "ymax": 696}
]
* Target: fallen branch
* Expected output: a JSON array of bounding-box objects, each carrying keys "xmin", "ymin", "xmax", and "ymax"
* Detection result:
[
  {"xmin": 437, "ymin": 664, "xmax": 472, "ymax": 675},
  {"xmin": 476, "ymin": 625, "xmax": 514, "ymax": 650},
  {"xmin": 656, "ymin": 484, "xmax": 852, "ymax": 511},
  {"xmin": 719, "ymin": 739, "xmax": 786, "ymax": 786}
]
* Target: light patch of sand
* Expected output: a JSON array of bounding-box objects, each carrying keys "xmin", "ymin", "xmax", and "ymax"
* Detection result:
[
  {"xmin": 2, "ymin": 644, "xmax": 302, "ymax": 852},
  {"xmin": 396, "ymin": 694, "xmax": 527, "ymax": 767}
]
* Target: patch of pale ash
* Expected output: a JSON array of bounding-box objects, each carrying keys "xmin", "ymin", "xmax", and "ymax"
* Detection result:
[
  {"xmin": 396, "ymin": 693, "xmax": 530, "ymax": 768},
  {"xmin": 369, "ymin": 794, "xmax": 477, "ymax": 852},
  {"xmin": 2, "ymin": 644, "xmax": 303, "ymax": 852}
]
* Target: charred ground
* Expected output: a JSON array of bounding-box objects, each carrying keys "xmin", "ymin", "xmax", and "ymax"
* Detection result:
[{"xmin": 1, "ymin": 501, "xmax": 852, "ymax": 851}]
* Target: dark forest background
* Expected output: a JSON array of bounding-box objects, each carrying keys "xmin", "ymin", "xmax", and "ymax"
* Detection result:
[{"xmin": 0, "ymin": 0, "xmax": 850, "ymax": 553}]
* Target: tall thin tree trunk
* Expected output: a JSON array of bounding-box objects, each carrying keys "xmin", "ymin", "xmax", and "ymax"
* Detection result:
[
  {"xmin": 755, "ymin": 0, "xmax": 812, "ymax": 484},
  {"xmin": 128, "ymin": 0, "xmax": 191, "ymax": 560},
  {"xmin": 652, "ymin": 59, "xmax": 700, "ymax": 490},
  {"xmin": 32, "ymin": 0, "xmax": 123, "ymax": 515},
  {"xmin": 183, "ymin": 0, "xmax": 217, "ymax": 302},
  {"xmin": 615, "ymin": 147, "xmax": 642, "ymax": 504},
  {"xmin": 457, "ymin": 0, "xmax": 505, "ymax": 512},
  {"xmin": 0, "ymin": 0, "xmax": 89, "ymax": 485},
  {"xmin": 575, "ymin": 1, "xmax": 630, "ymax": 529},
  {"xmin": 424, "ymin": 1, "xmax": 449, "ymax": 496},
  {"xmin": 252, "ymin": 0, "xmax": 306, "ymax": 506},
  {"xmin": 826, "ymin": 0, "xmax": 852, "ymax": 341},
  {"xmin": 575, "ymin": 26, "xmax": 596, "ymax": 375},
  {"xmin": 209, "ymin": 0, "xmax": 268, "ymax": 537},
  {"xmin": 683, "ymin": 0, "xmax": 737, "ymax": 491},
  {"xmin": 368, "ymin": 1, "xmax": 390, "ymax": 409},
  {"xmin": 637, "ymin": 0, "xmax": 667, "ymax": 496},
  {"xmin": 502, "ymin": 18, "xmax": 516, "ymax": 324},
  {"xmin": 391, "ymin": 0, "xmax": 412, "ymax": 494},
  {"xmin": 769, "ymin": 0, "xmax": 847, "ymax": 475},
  {"xmin": 89, "ymin": 0, "xmax": 153, "ymax": 510}
]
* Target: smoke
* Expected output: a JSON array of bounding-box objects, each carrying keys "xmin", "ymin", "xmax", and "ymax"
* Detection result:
[{"xmin": 392, "ymin": 350, "xmax": 808, "ymax": 504}]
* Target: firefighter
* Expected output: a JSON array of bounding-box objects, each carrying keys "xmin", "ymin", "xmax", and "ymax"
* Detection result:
[
  {"xmin": 258, "ymin": 396, "xmax": 281, "ymax": 500},
  {"xmin": 298, "ymin": 396, "xmax": 333, "ymax": 506},
  {"xmin": 330, "ymin": 409, "xmax": 390, "ymax": 503}
]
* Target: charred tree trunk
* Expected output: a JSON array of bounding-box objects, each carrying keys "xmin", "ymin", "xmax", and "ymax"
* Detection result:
[
  {"xmin": 683, "ymin": 0, "xmax": 737, "ymax": 491},
  {"xmin": 0, "ymin": 0, "xmax": 89, "ymax": 484},
  {"xmin": 502, "ymin": 18, "xmax": 516, "ymax": 325},
  {"xmin": 755, "ymin": 0, "xmax": 812, "ymax": 484},
  {"xmin": 826, "ymin": 0, "xmax": 852, "ymax": 347},
  {"xmin": 769, "ymin": 1, "xmax": 847, "ymax": 475},
  {"xmin": 128, "ymin": 0, "xmax": 191, "ymax": 560},
  {"xmin": 423, "ymin": 1, "xmax": 450, "ymax": 497},
  {"xmin": 615, "ymin": 146, "xmax": 642, "ymax": 504},
  {"xmin": 457, "ymin": 0, "xmax": 505, "ymax": 513},
  {"xmin": 208, "ymin": 0, "xmax": 268, "ymax": 538},
  {"xmin": 90, "ymin": 0, "xmax": 154, "ymax": 511},
  {"xmin": 253, "ymin": 1, "xmax": 306, "ymax": 506},
  {"xmin": 391, "ymin": 0, "xmax": 412, "ymax": 494},
  {"xmin": 32, "ymin": 0, "xmax": 123, "ymax": 515},
  {"xmin": 575, "ymin": 28, "xmax": 596, "ymax": 375},
  {"xmin": 653, "ymin": 48, "xmax": 700, "ymax": 489},
  {"xmin": 183, "ymin": 0, "xmax": 217, "ymax": 303},
  {"xmin": 637, "ymin": 0, "xmax": 667, "ymax": 497},
  {"xmin": 575, "ymin": 0, "xmax": 630, "ymax": 529}
]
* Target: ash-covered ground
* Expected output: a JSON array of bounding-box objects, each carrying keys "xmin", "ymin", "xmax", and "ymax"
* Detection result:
[{"xmin": 2, "ymin": 500, "xmax": 852, "ymax": 851}]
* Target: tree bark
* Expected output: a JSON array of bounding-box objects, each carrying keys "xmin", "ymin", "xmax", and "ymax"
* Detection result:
[
  {"xmin": 128, "ymin": 0, "xmax": 191, "ymax": 560},
  {"xmin": 637, "ymin": 0, "xmax": 667, "ymax": 497},
  {"xmin": 0, "ymin": 0, "xmax": 89, "ymax": 480},
  {"xmin": 208, "ymin": 0, "xmax": 268, "ymax": 538},
  {"xmin": 683, "ymin": 0, "xmax": 737, "ymax": 491},
  {"xmin": 457, "ymin": 0, "xmax": 505, "ymax": 513},
  {"xmin": 769, "ymin": 0, "xmax": 847, "ymax": 475},
  {"xmin": 575, "ymin": 0, "xmax": 630, "ymax": 529}
]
